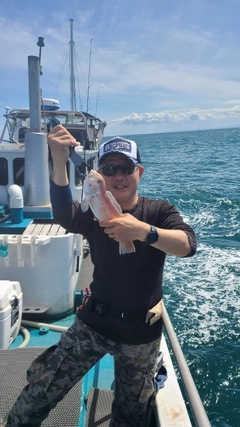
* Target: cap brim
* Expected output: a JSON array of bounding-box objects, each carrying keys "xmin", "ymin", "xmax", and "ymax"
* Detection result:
[{"xmin": 98, "ymin": 152, "xmax": 138, "ymax": 165}]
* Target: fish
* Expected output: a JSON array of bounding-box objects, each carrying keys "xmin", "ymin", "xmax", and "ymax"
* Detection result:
[{"xmin": 81, "ymin": 170, "xmax": 135, "ymax": 255}]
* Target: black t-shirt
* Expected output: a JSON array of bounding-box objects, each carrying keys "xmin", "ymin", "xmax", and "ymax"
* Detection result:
[{"xmin": 53, "ymin": 194, "xmax": 196, "ymax": 344}]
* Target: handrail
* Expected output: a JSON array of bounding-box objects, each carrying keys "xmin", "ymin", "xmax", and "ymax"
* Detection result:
[{"xmin": 162, "ymin": 302, "xmax": 211, "ymax": 427}]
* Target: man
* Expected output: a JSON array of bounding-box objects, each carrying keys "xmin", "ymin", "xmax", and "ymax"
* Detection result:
[{"xmin": 6, "ymin": 127, "xmax": 196, "ymax": 427}]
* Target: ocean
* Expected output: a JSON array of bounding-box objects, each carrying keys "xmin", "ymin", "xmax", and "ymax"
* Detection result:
[{"xmin": 105, "ymin": 128, "xmax": 240, "ymax": 427}]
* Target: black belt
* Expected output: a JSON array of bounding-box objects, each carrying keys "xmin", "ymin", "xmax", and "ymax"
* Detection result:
[{"xmin": 87, "ymin": 297, "xmax": 147, "ymax": 322}]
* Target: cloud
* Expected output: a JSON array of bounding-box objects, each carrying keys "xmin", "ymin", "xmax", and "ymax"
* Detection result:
[{"xmin": 108, "ymin": 105, "xmax": 240, "ymax": 126}]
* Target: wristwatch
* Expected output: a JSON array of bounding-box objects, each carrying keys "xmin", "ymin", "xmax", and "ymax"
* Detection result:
[{"xmin": 146, "ymin": 225, "xmax": 159, "ymax": 244}]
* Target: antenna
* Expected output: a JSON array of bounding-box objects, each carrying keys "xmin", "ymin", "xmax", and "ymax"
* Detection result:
[
  {"xmin": 69, "ymin": 19, "xmax": 76, "ymax": 111},
  {"xmin": 86, "ymin": 39, "xmax": 92, "ymax": 113},
  {"xmin": 95, "ymin": 87, "xmax": 100, "ymax": 116},
  {"xmin": 37, "ymin": 36, "xmax": 45, "ymax": 75}
]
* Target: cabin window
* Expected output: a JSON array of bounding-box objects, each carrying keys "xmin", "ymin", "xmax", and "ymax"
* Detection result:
[
  {"xmin": 87, "ymin": 155, "xmax": 97, "ymax": 171},
  {"xmin": 19, "ymin": 127, "xmax": 27, "ymax": 143},
  {"xmin": 75, "ymin": 163, "xmax": 86, "ymax": 185},
  {"xmin": 68, "ymin": 129, "xmax": 85, "ymax": 145},
  {"xmin": 13, "ymin": 158, "xmax": 25, "ymax": 186},
  {"xmin": 0, "ymin": 158, "xmax": 8, "ymax": 185}
]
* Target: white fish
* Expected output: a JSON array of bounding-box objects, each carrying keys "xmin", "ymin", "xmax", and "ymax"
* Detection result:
[{"xmin": 81, "ymin": 170, "xmax": 135, "ymax": 254}]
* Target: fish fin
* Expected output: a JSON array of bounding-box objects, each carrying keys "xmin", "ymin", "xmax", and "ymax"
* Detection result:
[
  {"xmin": 119, "ymin": 241, "xmax": 136, "ymax": 255},
  {"xmin": 81, "ymin": 197, "xmax": 89, "ymax": 213},
  {"xmin": 107, "ymin": 191, "xmax": 122, "ymax": 214}
]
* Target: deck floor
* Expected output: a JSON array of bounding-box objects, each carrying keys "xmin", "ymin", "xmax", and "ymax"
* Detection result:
[
  {"xmin": 0, "ymin": 245, "xmax": 114, "ymax": 427},
  {"xmin": 0, "ymin": 348, "xmax": 83, "ymax": 426}
]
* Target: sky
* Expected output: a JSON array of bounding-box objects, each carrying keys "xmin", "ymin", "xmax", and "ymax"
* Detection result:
[{"xmin": 1, "ymin": 0, "xmax": 240, "ymax": 136}]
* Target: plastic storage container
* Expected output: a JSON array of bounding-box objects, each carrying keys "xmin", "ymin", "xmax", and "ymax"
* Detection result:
[{"xmin": 0, "ymin": 280, "xmax": 22, "ymax": 349}]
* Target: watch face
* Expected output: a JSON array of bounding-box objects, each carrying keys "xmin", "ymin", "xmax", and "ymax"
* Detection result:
[{"xmin": 147, "ymin": 226, "xmax": 158, "ymax": 244}]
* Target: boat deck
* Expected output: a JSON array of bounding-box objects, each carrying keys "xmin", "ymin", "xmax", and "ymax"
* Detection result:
[
  {"xmin": 0, "ymin": 347, "xmax": 82, "ymax": 426},
  {"xmin": 0, "ymin": 249, "xmax": 115, "ymax": 426},
  {"xmin": 22, "ymin": 220, "xmax": 66, "ymax": 236},
  {"xmin": 0, "ymin": 348, "xmax": 116, "ymax": 427}
]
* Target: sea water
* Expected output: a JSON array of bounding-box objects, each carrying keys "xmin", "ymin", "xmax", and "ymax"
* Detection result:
[{"xmin": 104, "ymin": 128, "xmax": 240, "ymax": 427}]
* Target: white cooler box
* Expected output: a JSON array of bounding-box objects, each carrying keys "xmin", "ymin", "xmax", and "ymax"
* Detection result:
[{"xmin": 0, "ymin": 280, "xmax": 23, "ymax": 349}]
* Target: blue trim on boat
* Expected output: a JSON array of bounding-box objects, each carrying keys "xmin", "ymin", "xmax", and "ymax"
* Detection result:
[
  {"xmin": 0, "ymin": 217, "xmax": 32, "ymax": 234},
  {"xmin": 0, "ymin": 211, "xmax": 53, "ymax": 234},
  {"xmin": 24, "ymin": 211, "xmax": 53, "ymax": 219}
]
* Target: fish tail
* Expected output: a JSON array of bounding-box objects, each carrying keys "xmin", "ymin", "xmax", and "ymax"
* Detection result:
[{"xmin": 119, "ymin": 241, "xmax": 136, "ymax": 255}]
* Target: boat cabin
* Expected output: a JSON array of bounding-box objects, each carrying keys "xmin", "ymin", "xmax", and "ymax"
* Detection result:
[{"xmin": 0, "ymin": 107, "xmax": 106, "ymax": 209}]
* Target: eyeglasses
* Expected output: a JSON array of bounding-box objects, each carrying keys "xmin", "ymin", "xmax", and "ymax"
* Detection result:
[{"xmin": 100, "ymin": 163, "xmax": 139, "ymax": 177}]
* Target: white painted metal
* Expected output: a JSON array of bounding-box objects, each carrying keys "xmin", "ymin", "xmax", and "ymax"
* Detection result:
[{"xmin": 155, "ymin": 335, "xmax": 192, "ymax": 426}]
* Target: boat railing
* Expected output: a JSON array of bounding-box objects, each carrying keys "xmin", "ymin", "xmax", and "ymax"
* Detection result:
[{"xmin": 162, "ymin": 302, "xmax": 211, "ymax": 427}]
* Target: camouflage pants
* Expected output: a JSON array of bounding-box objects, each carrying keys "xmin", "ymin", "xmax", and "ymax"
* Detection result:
[{"xmin": 6, "ymin": 319, "xmax": 161, "ymax": 427}]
